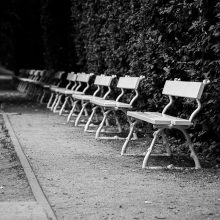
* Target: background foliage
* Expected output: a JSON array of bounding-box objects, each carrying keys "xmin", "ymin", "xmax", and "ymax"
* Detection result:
[{"xmin": 1, "ymin": 0, "xmax": 219, "ymax": 158}]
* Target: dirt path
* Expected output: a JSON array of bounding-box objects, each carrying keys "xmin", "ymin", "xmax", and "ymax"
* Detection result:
[{"xmin": 2, "ymin": 91, "xmax": 220, "ymax": 220}]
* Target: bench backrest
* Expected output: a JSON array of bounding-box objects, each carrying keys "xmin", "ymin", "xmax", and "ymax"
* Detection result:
[
  {"xmin": 162, "ymin": 80, "xmax": 205, "ymax": 99},
  {"xmin": 117, "ymin": 76, "xmax": 144, "ymax": 89},
  {"xmin": 28, "ymin": 69, "xmax": 35, "ymax": 78},
  {"xmin": 29, "ymin": 69, "xmax": 35, "ymax": 75},
  {"xmin": 38, "ymin": 70, "xmax": 45, "ymax": 77},
  {"xmin": 115, "ymin": 75, "xmax": 145, "ymax": 105},
  {"xmin": 33, "ymin": 70, "xmax": 39, "ymax": 76},
  {"xmin": 162, "ymin": 79, "xmax": 209, "ymax": 122},
  {"xmin": 76, "ymin": 72, "xmax": 94, "ymax": 82},
  {"xmin": 73, "ymin": 72, "xmax": 94, "ymax": 93},
  {"xmin": 91, "ymin": 75, "xmax": 116, "ymax": 98},
  {"xmin": 94, "ymin": 75, "xmax": 115, "ymax": 86},
  {"xmin": 54, "ymin": 71, "xmax": 65, "ymax": 79},
  {"xmin": 67, "ymin": 72, "xmax": 77, "ymax": 81}
]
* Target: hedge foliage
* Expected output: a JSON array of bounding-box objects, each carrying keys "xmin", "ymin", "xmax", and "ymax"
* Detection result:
[{"xmin": 68, "ymin": 0, "xmax": 220, "ymax": 156}]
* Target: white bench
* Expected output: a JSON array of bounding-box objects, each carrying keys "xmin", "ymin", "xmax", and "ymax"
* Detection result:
[
  {"xmin": 84, "ymin": 75, "xmax": 145, "ymax": 139},
  {"xmin": 37, "ymin": 70, "xmax": 57, "ymax": 104},
  {"xmin": 65, "ymin": 73, "xmax": 94, "ymax": 122},
  {"xmin": 27, "ymin": 70, "xmax": 47, "ymax": 100},
  {"xmin": 121, "ymin": 79, "xmax": 210, "ymax": 169},
  {"xmin": 16, "ymin": 69, "xmax": 37, "ymax": 93},
  {"xmin": 43, "ymin": 71, "xmax": 65, "ymax": 109},
  {"xmin": 72, "ymin": 74, "xmax": 116, "ymax": 127},
  {"xmin": 49, "ymin": 72, "xmax": 78, "ymax": 113}
]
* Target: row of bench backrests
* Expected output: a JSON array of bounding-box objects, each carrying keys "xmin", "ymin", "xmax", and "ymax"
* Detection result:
[
  {"xmin": 64, "ymin": 73, "xmax": 145, "ymax": 103},
  {"xmin": 20, "ymin": 70, "xmax": 146, "ymax": 104},
  {"xmin": 20, "ymin": 70, "xmax": 207, "ymax": 100},
  {"xmin": 52, "ymin": 72, "xmax": 145, "ymax": 90},
  {"xmin": 20, "ymin": 70, "xmax": 144, "ymax": 90}
]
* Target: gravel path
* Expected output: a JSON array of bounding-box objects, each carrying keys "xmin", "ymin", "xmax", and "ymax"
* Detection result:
[
  {"xmin": 0, "ymin": 116, "xmax": 34, "ymax": 202},
  {"xmin": 4, "ymin": 98, "xmax": 220, "ymax": 220}
]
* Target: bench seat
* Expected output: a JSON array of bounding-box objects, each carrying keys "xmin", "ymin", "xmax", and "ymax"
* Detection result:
[
  {"xmin": 127, "ymin": 111, "xmax": 192, "ymax": 126},
  {"xmin": 91, "ymin": 99, "xmax": 133, "ymax": 109},
  {"xmin": 65, "ymin": 90, "xmax": 84, "ymax": 95},
  {"xmin": 50, "ymin": 87, "xmax": 65, "ymax": 92},
  {"xmin": 72, "ymin": 94, "xmax": 103, "ymax": 102},
  {"xmin": 31, "ymin": 81, "xmax": 44, "ymax": 86},
  {"xmin": 43, "ymin": 84, "xmax": 54, "ymax": 89},
  {"xmin": 19, "ymin": 78, "xmax": 35, "ymax": 83}
]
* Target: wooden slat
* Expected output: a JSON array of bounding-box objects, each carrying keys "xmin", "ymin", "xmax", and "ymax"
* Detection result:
[
  {"xmin": 72, "ymin": 94, "xmax": 94, "ymax": 101},
  {"xmin": 117, "ymin": 77, "xmax": 140, "ymax": 89},
  {"xmin": 162, "ymin": 80, "xmax": 205, "ymax": 99},
  {"xmin": 90, "ymin": 99, "xmax": 117, "ymax": 107},
  {"xmin": 128, "ymin": 111, "xmax": 171, "ymax": 124},
  {"xmin": 149, "ymin": 112, "xmax": 192, "ymax": 125},
  {"xmin": 127, "ymin": 111, "xmax": 192, "ymax": 125}
]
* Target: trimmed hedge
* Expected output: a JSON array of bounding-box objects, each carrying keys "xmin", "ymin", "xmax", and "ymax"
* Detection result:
[{"xmin": 68, "ymin": 0, "xmax": 220, "ymax": 156}]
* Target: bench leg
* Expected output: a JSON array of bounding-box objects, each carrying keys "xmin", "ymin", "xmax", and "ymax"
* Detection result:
[
  {"xmin": 84, "ymin": 107, "xmax": 89, "ymax": 117},
  {"xmin": 53, "ymin": 94, "xmax": 62, "ymax": 113},
  {"xmin": 20, "ymin": 82, "xmax": 24, "ymax": 92},
  {"xmin": 47, "ymin": 93, "xmax": 54, "ymax": 108},
  {"xmin": 50, "ymin": 94, "xmax": 59, "ymax": 111},
  {"xmin": 20, "ymin": 82, "xmax": 25, "ymax": 91},
  {"xmin": 17, "ymin": 82, "xmax": 21, "ymax": 91},
  {"xmin": 142, "ymin": 129, "xmax": 162, "ymax": 168},
  {"xmin": 75, "ymin": 102, "xmax": 88, "ymax": 126},
  {"xmin": 19, "ymin": 82, "xmax": 24, "ymax": 92},
  {"xmin": 59, "ymin": 96, "xmax": 68, "ymax": 115},
  {"xmin": 161, "ymin": 130, "xmax": 172, "ymax": 156},
  {"xmin": 101, "ymin": 108, "xmax": 109, "ymax": 126},
  {"xmin": 114, "ymin": 111, "xmax": 122, "ymax": 133},
  {"xmin": 24, "ymin": 83, "xmax": 28, "ymax": 93},
  {"xmin": 121, "ymin": 119, "xmax": 138, "ymax": 155},
  {"xmin": 179, "ymin": 128, "xmax": 201, "ymax": 169},
  {"xmin": 36, "ymin": 89, "xmax": 42, "ymax": 102},
  {"xmin": 95, "ymin": 109, "xmax": 112, "ymax": 139},
  {"xmin": 84, "ymin": 106, "xmax": 99, "ymax": 132},
  {"xmin": 23, "ymin": 82, "xmax": 27, "ymax": 92},
  {"xmin": 67, "ymin": 100, "xmax": 79, "ymax": 122},
  {"xmin": 40, "ymin": 90, "xmax": 46, "ymax": 104}
]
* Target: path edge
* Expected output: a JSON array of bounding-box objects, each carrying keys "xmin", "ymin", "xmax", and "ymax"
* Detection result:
[{"xmin": 3, "ymin": 113, "xmax": 57, "ymax": 220}]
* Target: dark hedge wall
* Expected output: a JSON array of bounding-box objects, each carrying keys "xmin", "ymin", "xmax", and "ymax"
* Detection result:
[{"xmin": 68, "ymin": 0, "xmax": 220, "ymax": 156}]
